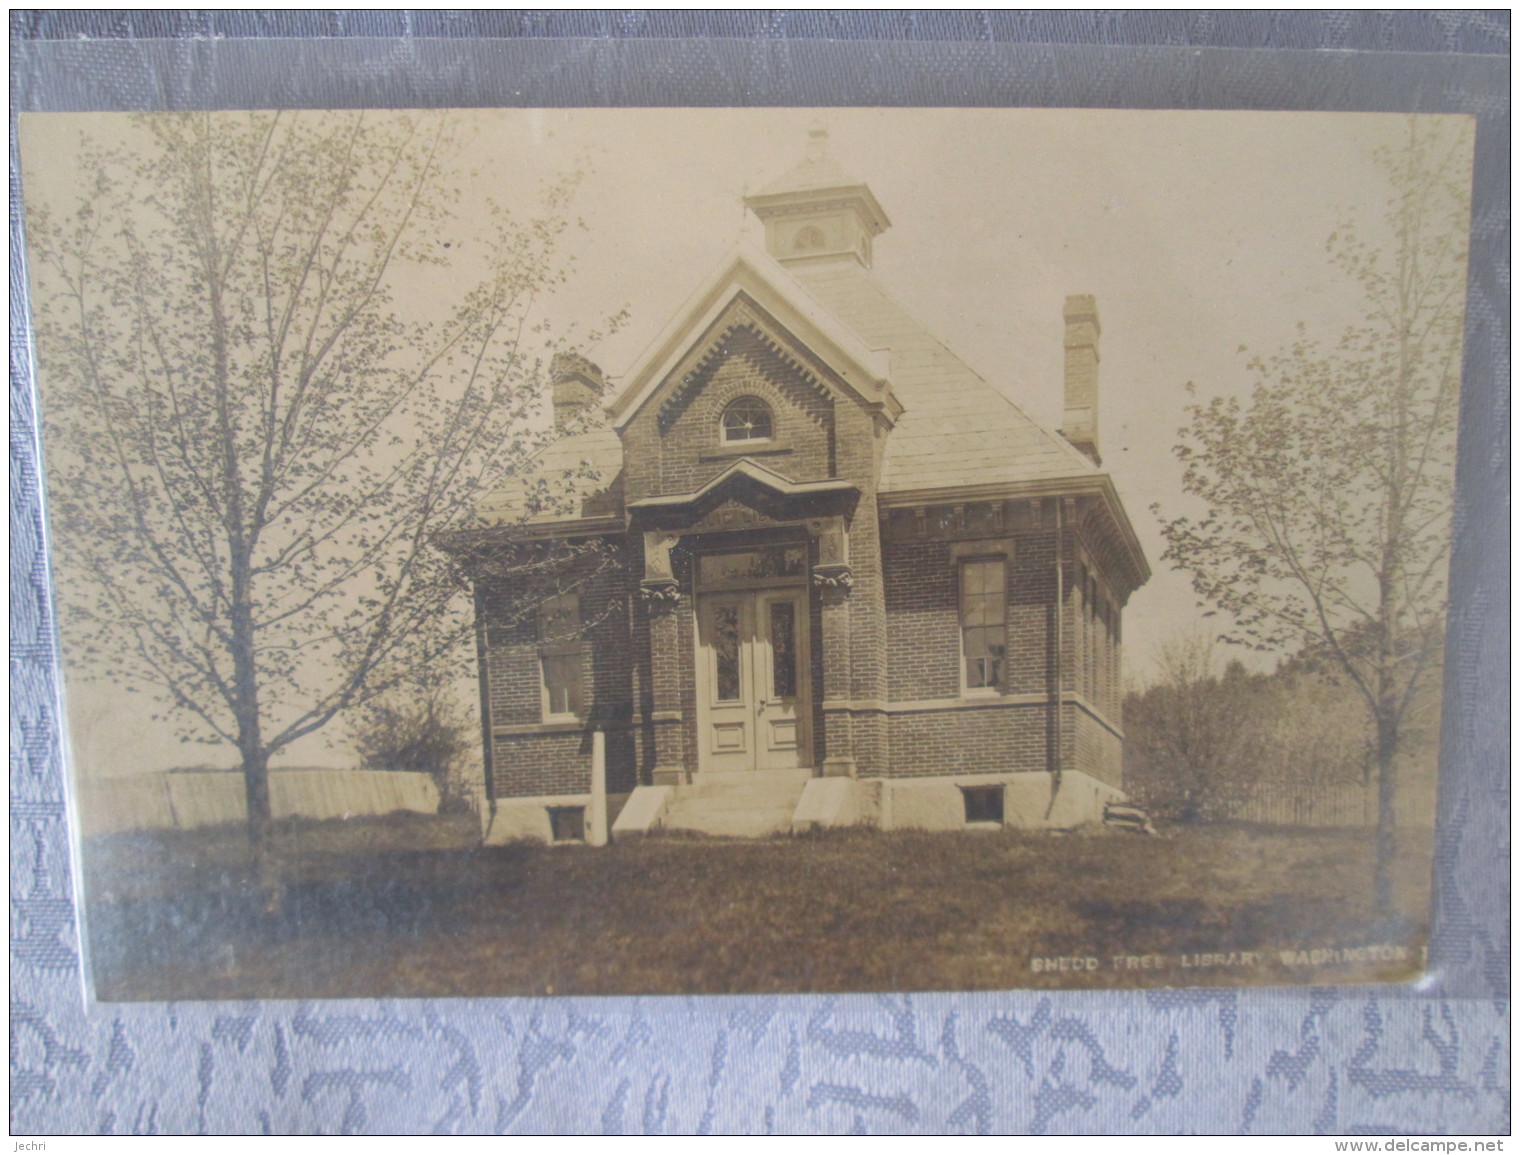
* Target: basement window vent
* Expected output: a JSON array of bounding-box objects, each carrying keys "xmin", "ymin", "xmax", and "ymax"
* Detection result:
[
  {"xmin": 548, "ymin": 806, "xmax": 586, "ymax": 843},
  {"xmin": 961, "ymin": 785, "xmax": 1005, "ymax": 826}
]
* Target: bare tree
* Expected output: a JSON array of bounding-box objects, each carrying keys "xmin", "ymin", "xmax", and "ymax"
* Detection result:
[
  {"xmin": 1157, "ymin": 117, "xmax": 1472, "ymax": 914},
  {"xmin": 28, "ymin": 111, "xmax": 600, "ymax": 894}
]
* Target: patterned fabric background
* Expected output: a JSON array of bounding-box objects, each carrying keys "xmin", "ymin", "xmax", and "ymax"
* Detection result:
[{"xmin": 10, "ymin": 14, "xmax": 1509, "ymax": 1135}]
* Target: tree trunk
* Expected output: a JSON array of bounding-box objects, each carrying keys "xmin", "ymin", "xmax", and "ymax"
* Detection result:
[
  {"xmin": 1373, "ymin": 712, "xmax": 1399, "ymax": 919},
  {"xmin": 230, "ymin": 560, "xmax": 279, "ymax": 915},
  {"xmin": 241, "ymin": 746, "xmax": 282, "ymax": 916}
]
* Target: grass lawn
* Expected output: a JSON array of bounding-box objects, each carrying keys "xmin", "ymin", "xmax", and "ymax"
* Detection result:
[{"xmin": 82, "ymin": 815, "xmax": 1432, "ymax": 1001}]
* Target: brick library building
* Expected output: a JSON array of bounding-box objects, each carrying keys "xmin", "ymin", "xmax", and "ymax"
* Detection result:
[{"xmin": 445, "ymin": 131, "xmax": 1151, "ymax": 844}]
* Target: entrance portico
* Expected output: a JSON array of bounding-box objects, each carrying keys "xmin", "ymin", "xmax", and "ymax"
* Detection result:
[{"xmin": 630, "ymin": 461, "xmax": 858, "ymax": 787}]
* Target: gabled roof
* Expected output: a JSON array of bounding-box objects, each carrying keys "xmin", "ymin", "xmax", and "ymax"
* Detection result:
[
  {"xmin": 606, "ymin": 244, "xmax": 895, "ymax": 431},
  {"xmin": 472, "ymin": 168, "xmax": 1144, "ymax": 587}
]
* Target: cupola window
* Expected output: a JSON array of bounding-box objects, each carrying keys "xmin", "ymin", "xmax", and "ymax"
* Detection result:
[
  {"xmin": 793, "ymin": 225, "xmax": 827, "ymax": 252},
  {"xmin": 720, "ymin": 396, "xmax": 774, "ymax": 443}
]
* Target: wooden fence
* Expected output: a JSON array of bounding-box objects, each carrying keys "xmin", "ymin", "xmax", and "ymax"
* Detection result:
[
  {"xmin": 77, "ymin": 768, "xmax": 440, "ymax": 837},
  {"xmin": 1220, "ymin": 779, "xmax": 1436, "ymax": 829},
  {"xmin": 1224, "ymin": 781, "xmax": 1375, "ymax": 827}
]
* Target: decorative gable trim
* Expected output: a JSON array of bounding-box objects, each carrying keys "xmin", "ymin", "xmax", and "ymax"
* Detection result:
[
  {"xmin": 655, "ymin": 299, "xmax": 837, "ymax": 434},
  {"xmin": 608, "ymin": 245, "xmax": 897, "ymax": 432}
]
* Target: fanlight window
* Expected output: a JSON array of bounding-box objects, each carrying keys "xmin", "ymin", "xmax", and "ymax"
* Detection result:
[{"xmin": 720, "ymin": 396, "xmax": 774, "ymax": 443}]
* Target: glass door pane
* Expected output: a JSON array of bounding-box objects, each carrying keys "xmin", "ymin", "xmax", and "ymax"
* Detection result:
[
  {"xmin": 713, "ymin": 603, "xmax": 742, "ymax": 702},
  {"xmin": 768, "ymin": 600, "xmax": 797, "ymax": 699}
]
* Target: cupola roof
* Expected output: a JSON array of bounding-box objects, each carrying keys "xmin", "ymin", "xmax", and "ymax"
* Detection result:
[{"xmin": 743, "ymin": 127, "xmax": 891, "ymax": 242}]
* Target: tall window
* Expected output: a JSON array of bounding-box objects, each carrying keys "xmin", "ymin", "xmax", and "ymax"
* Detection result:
[
  {"xmin": 960, "ymin": 558, "xmax": 1007, "ymax": 691},
  {"xmin": 720, "ymin": 396, "xmax": 773, "ymax": 442},
  {"xmin": 538, "ymin": 594, "xmax": 583, "ymax": 720}
]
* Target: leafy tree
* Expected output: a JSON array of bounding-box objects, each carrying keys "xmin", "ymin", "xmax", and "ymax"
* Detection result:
[
  {"xmin": 354, "ymin": 686, "xmax": 474, "ymax": 812},
  {"xmin": 1157, "ymin": 117, "xmax": 1471, "ymax": 914},
  {"xmin": 1125, "ymin": 640, "xmax": 1374, "ymax": 826},
  {"xmin": 28, "ymin": 111, "xmax": 600, "ymax": 894},
  {"xmin": 1123, "ymin": 635, "xmax": 1249, "ymax": 823}
]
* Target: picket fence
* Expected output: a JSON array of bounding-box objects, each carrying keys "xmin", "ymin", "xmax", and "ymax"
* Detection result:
[
  {"xmin": 77, "ymin": 768, "xmax": 440, "ymax": 837},
  {"xmin": 1219, "ymin": 779, "xmax": 1437, "ymax": 829},
  {"xmin": 1224, "ymin": 780, "xmax": 1375, "ymax": 827}
]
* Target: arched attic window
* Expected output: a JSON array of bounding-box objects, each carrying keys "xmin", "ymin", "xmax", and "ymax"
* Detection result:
[{"xmin": 720, "ymin": 396, "xmax": 774, "ymax": 443}]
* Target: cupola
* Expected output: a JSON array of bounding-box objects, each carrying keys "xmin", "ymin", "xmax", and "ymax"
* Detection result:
[{"xmin": 744, "ymin": 127, "xmax": 891, "ymax": 268}]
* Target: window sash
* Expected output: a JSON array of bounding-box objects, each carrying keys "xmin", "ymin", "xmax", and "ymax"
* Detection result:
[
  {"xmin": 538, "ymin": 594, "xmax": 584, "ymax": 719},
  {"xmin": 720, "ymin": 397, "xmax": 774, "ymax": 442},
  {"xmin": 541, "ymin": 652, "xmax": 583, "ymax": 718},
  {"xmin": 960, "ymin": 559, "xmax": 1007, "ymax": 690}
]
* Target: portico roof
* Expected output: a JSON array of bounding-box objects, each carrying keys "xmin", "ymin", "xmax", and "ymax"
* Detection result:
[{"xmin": 625, "ymin": 458, "xmax": 858, "ymax": 511}]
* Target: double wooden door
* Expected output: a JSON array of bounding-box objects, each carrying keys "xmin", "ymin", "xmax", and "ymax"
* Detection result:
[{"xmin": 695, "ymin": 589, "xmax": 810, "ymax": 772}]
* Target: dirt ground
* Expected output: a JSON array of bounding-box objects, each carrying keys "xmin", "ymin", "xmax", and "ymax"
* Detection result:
[{"xmin": 81, "ymin": 814, "xmax": 1434, "ymax": 1001}]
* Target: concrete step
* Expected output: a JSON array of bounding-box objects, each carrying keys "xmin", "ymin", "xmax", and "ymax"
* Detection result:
[
  {"xmin": 663, "ymin": 806, "xmax": 797, "ymax": 838},
  {"xmin": 610, "ymin": 785, "xmax": 673, "ymax": 841},
  {"xmin": 660, "ymin": 769, "xmax": 812, "ymax": 838},
  {"xmin": 678, "ymin": 769, "xmax": 812, "ymax": 799}
]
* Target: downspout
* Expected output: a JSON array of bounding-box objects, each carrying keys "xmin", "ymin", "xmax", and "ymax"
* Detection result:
[
  {"xmin": 1046, "ymin": 499, "xmax": 1064, "ymax": 820},
  {"xmin": 473, "ymin": 585, "xmax": 498, "ymax": 845}
]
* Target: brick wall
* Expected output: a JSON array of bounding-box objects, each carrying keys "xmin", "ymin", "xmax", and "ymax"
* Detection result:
[
  {"xmin": 882, "ymin": 537, "xmax": 961, "ymax": 700},
  {"xmin": 1069, "ymin": 704, "xmax": 1123, "ymax": 789},
  {"xmin": 476, "ymin": 545, "xmax": 641, "ymax": 799},
  {"xmin": 622, "ymin": 326, "xmax": 836, "ymax": 504},
  {"xmin": 887, "ymin": 703, "xmax": 1051, "ymax": 779},
  {"xmin": 879, "ymin": 502, "xmax": 1128, "ymax": 788},
  {"xmin": 882, "ymin": 527, "xmax": 1060, "ymax": 701}
]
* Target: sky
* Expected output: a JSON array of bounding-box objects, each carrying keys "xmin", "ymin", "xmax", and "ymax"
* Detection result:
[{"xmin": 18, "ymin": 108, "xmax": 1475, "ymax": 777}]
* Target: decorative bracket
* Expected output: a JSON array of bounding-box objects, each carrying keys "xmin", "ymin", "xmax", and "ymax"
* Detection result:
[
  {"xmin": 812, "ymin": 563, "xmax": 854, "ymax": 595},
  {"xmin": 639, "ymin": 578, "xmax": 683, "ymax": 612}
]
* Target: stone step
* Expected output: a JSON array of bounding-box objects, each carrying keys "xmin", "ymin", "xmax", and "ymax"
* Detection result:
[
  {"xmin": 660, "ymin": 769, "xmax": 812, "ymax": 838},
  {"xmin": 677, "ymin": 770, "xmax": 812, "ymax": 799}
]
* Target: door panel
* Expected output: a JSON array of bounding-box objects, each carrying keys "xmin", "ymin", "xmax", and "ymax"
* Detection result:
[
  {"xmin": 697, "ymin": 589, "xmax": 810, "ymax": 771},
  {"xmin": 699, "ymin": 596, "xmax": 754, "ymax": 772},
  {"xmin": 755, "ymin": 594, "xmax": 805, "ymax": 767}
]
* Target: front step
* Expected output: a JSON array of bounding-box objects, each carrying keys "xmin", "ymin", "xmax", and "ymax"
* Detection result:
[{"xmin": 663, "ymin": 769, "xmax": 812, "ymax": 838}]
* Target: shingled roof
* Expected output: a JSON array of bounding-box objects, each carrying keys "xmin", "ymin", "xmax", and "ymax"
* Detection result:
[
  {"xmin": 782, "ymin": 259, "xmax": 1104, "ymax": 498},
  {"xmin": 473, "ymin": 427, "xmax": 623, "ymax": 527}
]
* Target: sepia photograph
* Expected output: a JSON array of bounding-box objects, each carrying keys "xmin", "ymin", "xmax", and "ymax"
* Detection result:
[{"xmin": 18, "ymin": 106, "xmax": 1474, "ymax": 1001}]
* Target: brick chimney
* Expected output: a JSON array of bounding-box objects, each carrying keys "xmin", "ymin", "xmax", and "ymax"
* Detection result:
[
  {"xmin": 551, "ymin": 352, "xmax": 605, "ymax": 432},
  {"xmin": 1060, "ymin": 295, "xmax": 1101, "ymax": 465}
]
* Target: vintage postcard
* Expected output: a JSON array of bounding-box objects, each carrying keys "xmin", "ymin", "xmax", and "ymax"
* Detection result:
[{"xmin": 18, "ymin": 107, "xmax": 1473, "ymax": 999}]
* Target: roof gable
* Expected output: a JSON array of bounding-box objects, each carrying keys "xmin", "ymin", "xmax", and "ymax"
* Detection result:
[{"xmin": 607, "ymin": 245, "xmax": 896, "ymax": 432}]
